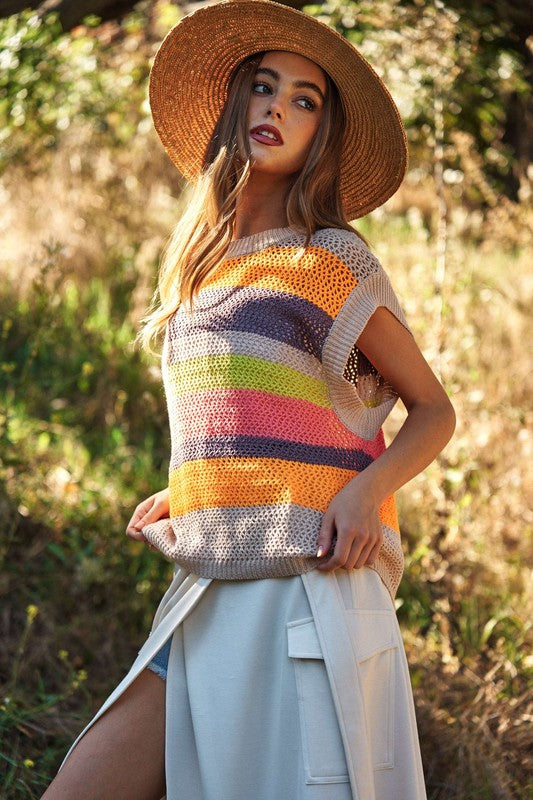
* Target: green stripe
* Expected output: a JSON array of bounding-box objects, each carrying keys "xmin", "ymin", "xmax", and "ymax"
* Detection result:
[{"xmin": 167, "ymin": 354, "xmax": 331, "ymax": 407}]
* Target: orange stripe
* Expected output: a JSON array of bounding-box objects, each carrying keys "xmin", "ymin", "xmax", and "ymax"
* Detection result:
[
  {"xmin": 169, "ymin": 457, "xmax": 398, "ymax": 532},
  {"xmin": 203, "ymin": 246, "xmax": 357, "ymax": 318},
  {"xmin": 379, "ymin": 494, "xmax": 399, "ymax": 533}
]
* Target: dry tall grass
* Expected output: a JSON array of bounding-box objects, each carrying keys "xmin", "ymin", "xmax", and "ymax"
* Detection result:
[{"xmin": 375, "ymin": 219, "xmax": 532, "ymax": 798}]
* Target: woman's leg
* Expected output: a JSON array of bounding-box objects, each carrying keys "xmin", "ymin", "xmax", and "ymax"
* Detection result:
[{"xmin": 41, "ymin": 668, "xmax": 167, "ymax": 800}]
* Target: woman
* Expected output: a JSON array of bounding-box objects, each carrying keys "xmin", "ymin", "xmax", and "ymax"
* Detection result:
[{"xmin": 42, "ymin": 2, "xmax": 455, "ymax": 799}]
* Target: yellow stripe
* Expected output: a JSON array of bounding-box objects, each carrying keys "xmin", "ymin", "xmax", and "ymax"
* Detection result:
[
  {"xmin": 169, "ymin": 457, "xmax": 399, "ymax": 532},
  {"xmin": 166, "ymin": 354, "xmax": 331, "ymax": 407}
]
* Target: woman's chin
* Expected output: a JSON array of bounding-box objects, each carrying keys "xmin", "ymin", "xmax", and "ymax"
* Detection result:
[{"xmin": 248, "ymin": 157, "xmax": 298, "ymax": 181}]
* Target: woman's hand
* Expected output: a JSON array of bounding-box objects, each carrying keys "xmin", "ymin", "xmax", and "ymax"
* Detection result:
[
  {"xmin": 315, "ymin": 476, "xmax": 382, "ymax": 572},
  {"xmin": 125, "ymin": 488, "xmax": 170, "ymax": 545}
]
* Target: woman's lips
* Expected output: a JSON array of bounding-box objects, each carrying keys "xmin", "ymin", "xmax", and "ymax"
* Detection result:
[{"xmin": 249, "ymin": 125, "xmax": 283, "ymax": 146}]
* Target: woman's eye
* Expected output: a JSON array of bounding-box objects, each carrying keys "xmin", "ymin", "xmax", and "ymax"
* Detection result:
[
  {"xmin": 252, "ymin": 81, "xmax": 271, "ymax": 94},
  {"xmin": 252, "ymin": 82, "xmax": 317, "ymax": 112},
  {"xmin": 297, "ymin": 97, "xmax": 316, "ymax": 111}
]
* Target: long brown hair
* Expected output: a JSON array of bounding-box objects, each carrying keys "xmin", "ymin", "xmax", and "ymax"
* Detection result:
[{"xmin": 139, "ymin": 50, "xmax": 365, "ymax": 351}]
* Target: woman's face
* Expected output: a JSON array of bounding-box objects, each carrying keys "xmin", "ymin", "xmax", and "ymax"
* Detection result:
[{"xmin": 246, "ymin": 50, "xmax": 327, "ymax": 178}]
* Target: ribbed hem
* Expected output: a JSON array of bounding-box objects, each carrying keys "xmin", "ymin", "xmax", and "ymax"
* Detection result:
[
  {"xmin": 143, "ymin": 518, "xmax": 403, "ymax": 597},
  {"xmin": 162, "ymin": 541, "xmax": 402, "ymax": 599},
  {"xmin": 169, "ymin": 554, "xmax": 321, "ymax": 580}
]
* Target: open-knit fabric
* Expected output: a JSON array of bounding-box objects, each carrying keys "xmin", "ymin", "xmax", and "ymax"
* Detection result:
[{"xmin": 144, "ymin": 226, "xmax": 411, "ymax": 598}]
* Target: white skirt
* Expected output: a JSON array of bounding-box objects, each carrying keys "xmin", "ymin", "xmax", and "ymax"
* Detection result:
[
  {"xmin": 61, "ymin": 567, "xmax": 427, "ymax": 800},
  {"xmin": 163, "ymin": 574, "xmax": 353, "ymax": 799}
]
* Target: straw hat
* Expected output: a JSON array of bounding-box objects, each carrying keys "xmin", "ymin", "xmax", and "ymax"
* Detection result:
[{"xmin": 149, "ymin": 0, "xmax": 408, "ymax": 219}]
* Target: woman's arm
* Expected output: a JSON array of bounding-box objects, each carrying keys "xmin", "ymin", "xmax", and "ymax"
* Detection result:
[{"xmin": 316, "ymin": 306, "xmax": 456, "ymax": 572}]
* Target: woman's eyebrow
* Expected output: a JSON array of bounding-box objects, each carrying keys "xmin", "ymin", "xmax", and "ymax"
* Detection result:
[{"xmin": 254, "ymin": 66, "xmax": 325, "ymax": 103}]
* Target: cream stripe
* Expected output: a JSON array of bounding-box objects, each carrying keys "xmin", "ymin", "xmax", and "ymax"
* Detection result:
[{"xmin": 165, "ymin": 328, "xmax": 323, "ymax": 380}]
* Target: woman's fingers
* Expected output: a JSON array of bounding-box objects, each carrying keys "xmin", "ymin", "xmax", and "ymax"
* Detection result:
[
  {"xmin": 364, "ymin": 537, "xmax": 382, "ymax": 567},
  {"xmin": 338, "ymin": 530, "xmax": 367, "ymax": 570},
  {"xmin": 317, "ymin": 521, "xmax": 382, "ymax": 572},
  {"xmin": 344, "ymin": 537, "xmax": 366, "ymax": 571},
  {"xmin": 350, "ymin": 519, "xmax": 382, "ymax": 569},
  {"xmin": 315, "ymin": 509, "xmax": 335, "ymax": 560},
  {"xmin": 125, "ymin": 497, "xmax": 156, "ymax": 540},
  {"xmin": 316, "ymin": 527, "xmax": 355, "ymax": 571},
  {"xmin": 125, "ymin": 489, "xmax": 171, "ymax": 545},
  {"xmin": 353, "ymin": 537, "xmax": 376, "ymax": 569}
]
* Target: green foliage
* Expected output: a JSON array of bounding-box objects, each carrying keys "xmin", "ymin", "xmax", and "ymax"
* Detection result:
[
  {"xmin": 1, "ymin": 242, "xmax": 166, "ymax": 459},
  {"xmin": 0, "ymin": 242, "xmax": 173, "ymax": 616},
  {"xmin": 304, "ymin": 0, "xmax": 530, "ymax": 202},
  {"xmin": 0, "ymin": 9, "xmax": 151, "ymax": 172},
  {"xmin": 1, "ymin": 605, "xmax": 88, "ymax": 797}
]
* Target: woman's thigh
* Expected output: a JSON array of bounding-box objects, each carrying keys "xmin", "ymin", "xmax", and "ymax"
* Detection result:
[{"xmin": 41, "ymin": 668, "xmax": 166, "ymax": 800}]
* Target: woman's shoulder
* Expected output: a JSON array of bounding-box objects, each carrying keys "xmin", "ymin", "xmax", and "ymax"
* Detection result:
[
  {"xmin": 312, "ymin": 225, "xmax": 367, "ymax": 244},
  {"xmin": 309, "ymin": 226, "xmax": 382, "ymax": 281}
]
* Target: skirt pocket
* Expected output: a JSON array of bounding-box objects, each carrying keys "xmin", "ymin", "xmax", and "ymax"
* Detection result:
[
  {"xmin": 345, "ymin": 609, "xmax": 397, "ymax": 770},
  {"xmin": 287, "ymin": 617, "xmax": 350, "ymax": 786}
]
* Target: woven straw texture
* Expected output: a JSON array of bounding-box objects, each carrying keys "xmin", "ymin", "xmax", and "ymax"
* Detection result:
[{"xmin": 149, "ymin": 0, "xmax": 408, "ymax": 219}]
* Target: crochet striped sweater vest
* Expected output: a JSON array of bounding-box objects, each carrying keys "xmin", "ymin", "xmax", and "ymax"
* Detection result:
[{"xmin": 154, "ymin": 226, "xmax": 410, "ymax": 598}]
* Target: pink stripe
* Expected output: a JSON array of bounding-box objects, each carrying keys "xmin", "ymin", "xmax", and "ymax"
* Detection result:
[{"xmin": 172, "ymin": 389, "xmax": 383, "ymax": 455}]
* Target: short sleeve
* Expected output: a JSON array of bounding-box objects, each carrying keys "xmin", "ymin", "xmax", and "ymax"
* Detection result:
[{"xmin": 319, "ymin": 231, "xmax": 411, "ymax": 441}]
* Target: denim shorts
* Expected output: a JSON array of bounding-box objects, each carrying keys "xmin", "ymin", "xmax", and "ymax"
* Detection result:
[{"xmin": 146, "ymin": 636, "xmax": 171, "ymax": 681}]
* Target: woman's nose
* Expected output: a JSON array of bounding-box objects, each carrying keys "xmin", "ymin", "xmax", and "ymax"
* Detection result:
[{"xmin": 266, "ymin": 99, "xmax": 284, "ymax": 120}]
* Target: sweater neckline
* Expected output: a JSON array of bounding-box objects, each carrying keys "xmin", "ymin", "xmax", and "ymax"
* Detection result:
[{"xmin": 225, "ymin": 226, "xmax": 302, "ymax": 258}]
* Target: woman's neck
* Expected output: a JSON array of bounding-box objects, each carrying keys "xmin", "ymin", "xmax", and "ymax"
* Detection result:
[{"xmin": 232, "ymin": 174, "xmax": 291, "ymax": 240}]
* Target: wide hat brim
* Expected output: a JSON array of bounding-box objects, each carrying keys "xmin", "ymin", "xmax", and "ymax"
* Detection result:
[{"xmin": 149, "ymin": 0, "xmax": 408, "ymax": 220}]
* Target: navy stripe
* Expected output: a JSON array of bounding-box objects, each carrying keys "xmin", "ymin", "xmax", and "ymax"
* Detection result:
[
  {"xmin": 171, "ymin": 435, "xmax": 373, "ymax": 472},
  {"xmin": 170, "ymin": 286, "xmax": 332, "ymax": 361}
]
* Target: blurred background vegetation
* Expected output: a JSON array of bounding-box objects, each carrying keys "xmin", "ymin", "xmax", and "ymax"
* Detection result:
[{"xmin": 0, "ymin": 1, "xmax": 531, "ymax": 797}]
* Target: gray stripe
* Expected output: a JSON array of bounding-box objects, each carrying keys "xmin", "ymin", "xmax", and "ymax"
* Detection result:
[
  {"xmin": 168, "ymin": 285, "xmax": 332, "ymax": 361},
  {"xmin": 170, "ymin": 435, "xmax": 373, "ymax": 472}
]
